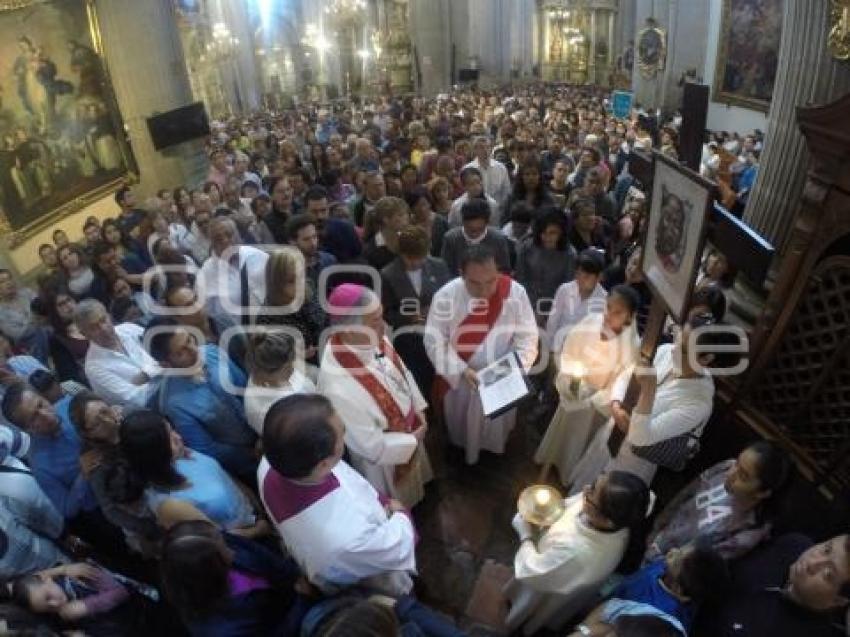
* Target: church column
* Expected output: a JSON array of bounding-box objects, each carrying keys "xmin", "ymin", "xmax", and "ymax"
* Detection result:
[
  {"xmin": 588, "ymin": 9, "xmax": 598, "ymax": 84},
  {"xmin": 607, "ymin": 10, "xmax": 615, "ymax": 68},
  {"xmin": 744, "ymin": 0, "xmax": 850, "ymax": 254},
  {"xmin": 94, "ymin": 0, "xmax": 206, "ymax": 194}
]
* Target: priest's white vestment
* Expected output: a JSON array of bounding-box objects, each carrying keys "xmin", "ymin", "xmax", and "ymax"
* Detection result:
[
  {"xmin": 424, "ymin": 277, "xmax": 538, "ymax": 464},
  {"xmin": 258, "ymin": 458, "xmax": 417, "ymax": 596},
  {"xmin": 317, "ymin": 336, "xmax": 432, "ymax": 508}
]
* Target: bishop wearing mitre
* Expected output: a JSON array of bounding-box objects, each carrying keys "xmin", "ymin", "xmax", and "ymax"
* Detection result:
[{"xmin": 318, "ymin": 283, "xmax": 432, "ymax": 509}]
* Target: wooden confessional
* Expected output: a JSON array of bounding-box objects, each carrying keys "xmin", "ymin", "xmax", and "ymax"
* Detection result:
[{"xmin": 731, "ymin": 93, "xmax": 850, "ymax": 495}]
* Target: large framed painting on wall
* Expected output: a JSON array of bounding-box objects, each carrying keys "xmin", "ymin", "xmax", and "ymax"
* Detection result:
[
  {"xmin": 0, "ymin": 0, "xmax": 135, "ymax": 245},
  {"xmin": 713, "ymin": 0, "xmax": 784, "ymax": 111},
  {"xmin": 641, "ymin": 152, "xmax": 714, "ymax": 324}
]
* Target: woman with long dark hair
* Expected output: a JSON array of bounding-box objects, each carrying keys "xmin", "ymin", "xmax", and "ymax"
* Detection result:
[
  {"xmin": 504, "ymin": 160, "xmax": 554, "ymax": 223},
  {"xmin": 118, "ymin": 410, "xmax": 268, "ymax": 538},
  {"xmin": 514, "ymin": 208, "xmax": 576, "ymax": 325},
  {"xmin": 160, "ymin": 520, "xmax": 306, "ymax": 636},
  {"xmin": 57, "ymin": 244, "xmax": 95, "ymax": 300},
  {"xmin": 45, "ymin": 289, "xmax": 89, "ymax": 383},
  {"xmin": 404, "ymin": 187, "xmax": 448, "ymax": 258},
  {"xmin": 69, "ymin": 391, "xmax": 160, "ymax": 555}
]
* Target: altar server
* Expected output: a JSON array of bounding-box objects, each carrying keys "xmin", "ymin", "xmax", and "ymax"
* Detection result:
[
  {"xmin": 535, "ymin": 286, "xmax": 640, "ymax": 486},
  {"xmin": 318, "ymin": 284, "xmax": 431, "ymax": 508},
  {"xmin": 424, "ymin": 244, "xmax": 538, "ymax": 464},
  {"xmin": 505, "ymin": 471, "xmax": 650, "ymax": 635},
  {"xmin": 258, "ymin": 394, "xmax": 417, "ymax": 596}
]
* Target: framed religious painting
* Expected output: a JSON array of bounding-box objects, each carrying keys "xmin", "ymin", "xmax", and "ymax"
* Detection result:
[
  {"xmin": 0, "ymin": 0, "xmax": 135, "ymax": 246},
  {"xmin": 641, "ymin": 152, "xmax": 714, "ymax": 324},
  {"xmin": 636, "ymin": 19, "xmax": 666, "ymax": 79},
  {"xmin": 713, "ymin": 0, "xmax": 784, "ymax": 111}
]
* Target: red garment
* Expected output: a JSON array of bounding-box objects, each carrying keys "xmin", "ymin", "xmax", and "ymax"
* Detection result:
[
  {"xmin": 432, "ymin": 275, "xmax": 512, "ymax": 403},
  {"xmin": 330, "ymin": 334, "xmax": 417, "ymax": 480}
]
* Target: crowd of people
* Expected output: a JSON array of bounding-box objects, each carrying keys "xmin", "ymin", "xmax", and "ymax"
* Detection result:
[{"xmin": 0, "ymin": 82, "xmax": 844, "ymax": 637}]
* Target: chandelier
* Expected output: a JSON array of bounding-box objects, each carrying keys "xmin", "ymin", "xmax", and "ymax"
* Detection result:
[{"xmin": 324, "ymin": 0, "xmax": 367, "ymax": 23}]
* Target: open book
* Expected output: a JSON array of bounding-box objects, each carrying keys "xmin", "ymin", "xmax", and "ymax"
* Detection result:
[{"xmin": 478, "ymin": 351, "xmax": 532, "ymax": 419}]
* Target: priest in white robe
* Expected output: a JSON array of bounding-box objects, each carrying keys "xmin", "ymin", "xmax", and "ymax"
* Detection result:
[
  {"xmin": 318, "ymin": 284, "xmax": 432, "ymax": 509},
  {"xmin": 424, "ymin": 244, "xmax": 538, "ymax": 465},
  {"xmin": 258, "ymin": 393, "xmax": 417, "ymax": 596}
]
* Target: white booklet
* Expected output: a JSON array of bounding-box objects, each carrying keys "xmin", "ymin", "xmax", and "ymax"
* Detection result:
[{"xmin": 478, "ymin": 351, "xmax": 531, "ymax": 419}]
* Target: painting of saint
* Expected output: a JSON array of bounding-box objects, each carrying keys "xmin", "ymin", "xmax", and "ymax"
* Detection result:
[
  {"xmin": 714, "ymin": 0, "xmax": 783, "ymax": 110},
  {"xmin": 654, "ymin": 187, "xmax": 690, "ymax": 274},
  {"xmin": 643, "ymin": 155, "xmax": 711, "ymax": 323},
  {"xmin": 0, "ymin": 1, "xmax": 132, "ymax": 237}
]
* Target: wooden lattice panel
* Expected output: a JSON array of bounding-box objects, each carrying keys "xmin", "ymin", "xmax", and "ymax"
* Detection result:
[{"xmin": 751, "ymin": 256, "xmax": 850, "ymax": 487}]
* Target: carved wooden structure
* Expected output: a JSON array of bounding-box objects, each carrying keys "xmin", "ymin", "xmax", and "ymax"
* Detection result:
[{"xmin": 734, "ymin": 93, "xmax": 850, "ymax": 493}]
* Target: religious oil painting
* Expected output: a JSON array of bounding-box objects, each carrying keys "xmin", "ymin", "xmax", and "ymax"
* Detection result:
[
  {"xmin": 714, "ymin": 0, "xmax": 784, "ymax": 111},
  {"xmin": 642, "ymin": 153, "xmax": 712, "ymax": 323},
  {"xmin": 0, "ymin": 0, "xmax": 133, "ymax": 242}
]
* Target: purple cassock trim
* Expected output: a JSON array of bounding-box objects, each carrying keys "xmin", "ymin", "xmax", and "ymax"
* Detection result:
[{"xmin": 262, "ymin": 467, "xmax": 340, "ymax": 524}]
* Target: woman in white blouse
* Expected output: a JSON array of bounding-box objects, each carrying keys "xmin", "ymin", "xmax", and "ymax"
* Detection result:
[
  {"xmin": 244, "ymin": 330, "xmax": 316, "ymax": 435},
  {"xmin": 504, "ymin": 471, "xmax": 650, "ymax": 635}
]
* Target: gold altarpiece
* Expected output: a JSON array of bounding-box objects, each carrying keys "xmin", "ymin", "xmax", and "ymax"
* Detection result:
[{"xmin": 540, "ymin": 0, "xmax": 618, "ymax": 85}]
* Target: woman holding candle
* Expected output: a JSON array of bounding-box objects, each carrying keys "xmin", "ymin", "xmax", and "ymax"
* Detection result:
[
  {"xmin": 535, "ymin": 285, "xmax": 641, "ymax": 487},
  {"xmin": 504, "ymin": 471, "xmax": 650, "ymax": 635}
]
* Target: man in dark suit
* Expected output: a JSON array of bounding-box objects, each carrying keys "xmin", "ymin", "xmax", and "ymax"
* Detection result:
[
  {"xmin": 440, "ymin": 198, "xmax": 512, "ymax": 277},
  {"xmin": 381, "ymin": 225, "xmax": 450, "ymax": 397}
]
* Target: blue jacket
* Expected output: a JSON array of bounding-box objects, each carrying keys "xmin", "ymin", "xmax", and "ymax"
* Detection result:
[
  {"xmin": 154, "ymin": 345, "xmax": 257, "ymax": 481},
  {"xmin": 28, "ymin": 395, "xmax": 97, "ymax": 519}
]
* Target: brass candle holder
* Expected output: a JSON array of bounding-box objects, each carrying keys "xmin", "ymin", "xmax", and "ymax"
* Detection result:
[{"xmin": 518, "ymin": 484, "xmax": 565, "ymax": 528}]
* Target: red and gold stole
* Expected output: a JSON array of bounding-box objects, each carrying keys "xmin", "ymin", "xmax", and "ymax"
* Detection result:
[{"xmin": 330, "ymin": 334, "xmax": 417, "ymax": 480}]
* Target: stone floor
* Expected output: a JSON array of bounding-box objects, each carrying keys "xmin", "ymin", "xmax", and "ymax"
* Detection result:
[
  {"xmin": 409, "ymin": 396, "xmax": 850, "ymax": 636},
  {"xmin": 410, "ymin": 400, "xmax": 561, "ymax": 636}
]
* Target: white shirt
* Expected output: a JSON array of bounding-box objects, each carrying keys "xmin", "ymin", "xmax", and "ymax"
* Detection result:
[
  {"xmin": 244, "ymin": 370, "xmax": 316, "ymax": 435},
  {"xmin": 188, "ymin": 223, "xmax": 211, "ymax": 263},
  {"xmin": 463, "ymin": 157, "xmax": 512, "ymax": 208},
  {"xmin": 545, "ymin": 281, "xmax": 608, "ymax": 353},
  {"xmin": 616, "ymin": 343, "xmax": 715, "ymax": 447},
  {"xmin": 406, "ymin": 269, "xmax": 423, "ymax": 296},
  {"xmin": 85, "ymin": 323, "xmax": 161, "ymax": 407},
  {"xmin": 198, "ymin": 245, "xmax": 268, "ymax": 321}
]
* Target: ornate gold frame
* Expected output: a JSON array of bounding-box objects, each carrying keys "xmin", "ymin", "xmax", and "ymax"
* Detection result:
[
  {"xmin": 0, "ymin": 0, "xmax": 137, "ymax": 248},
  {"xmin": 828, "ymin": 0, "xmax": 850, "ymax": 61},
  {"xmin": 713, "ymin": 0, "xmax": 781, "ymax": 112},
  {"xmin": 636, "ymin": 23, "xmax": 666, "ymax": 80}
]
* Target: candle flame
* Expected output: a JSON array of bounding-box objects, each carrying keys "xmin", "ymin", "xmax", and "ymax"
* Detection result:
[
  {"xmin": 534, "ymin": 488, "xmax": 552, "ymax": 507},
  {"xmin": 563, "ymin": 360, "xmax": 587, "ymax": 378}
]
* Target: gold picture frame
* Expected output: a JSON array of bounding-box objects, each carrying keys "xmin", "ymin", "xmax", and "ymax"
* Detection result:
[
  {"xmin": 713, "ymin": 0, "xmax": 784, "ymax": 112},
  {"xmin": 0, "ymin": 0, "xmax": 137, "ymax": 248},
  {"xmin": 637, "ymin": 20, "xmax": 666, "ymax": 80},
  {"xmin": 828, "ymin": 0, "xmax": 850, "ymax": 61}
]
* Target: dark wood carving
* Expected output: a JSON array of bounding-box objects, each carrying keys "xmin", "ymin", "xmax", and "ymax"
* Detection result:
[{"xmin": 735, "ymin": 93, "xmax": 850, "ymax": 493}]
